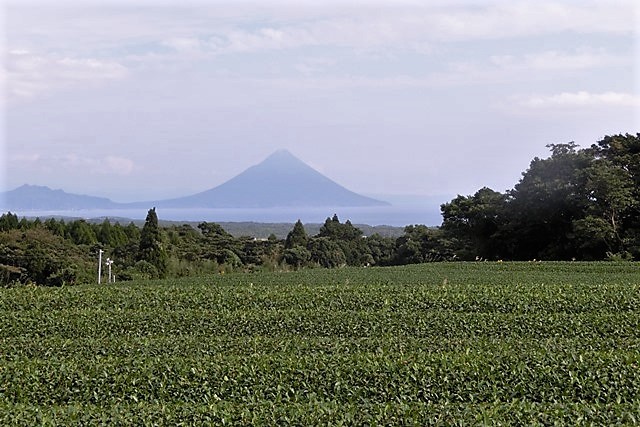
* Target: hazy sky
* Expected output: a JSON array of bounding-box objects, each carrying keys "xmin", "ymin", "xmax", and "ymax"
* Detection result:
[{"xmin": 2, "ymin": 0, "xmax": 639, "ymax": 203}]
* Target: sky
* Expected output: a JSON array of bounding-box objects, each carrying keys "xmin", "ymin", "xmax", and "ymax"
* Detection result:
[{"xmin": 2, "ymin": 0, "xmax": 639, "ymax": 204}]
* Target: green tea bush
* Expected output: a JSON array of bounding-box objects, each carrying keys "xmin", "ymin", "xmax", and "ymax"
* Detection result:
[{"xmin": 0, "ymin": 262, "xmax": 638, "ymax": 424}]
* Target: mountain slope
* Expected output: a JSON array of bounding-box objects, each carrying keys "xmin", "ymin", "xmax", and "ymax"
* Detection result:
[
  {"xmin": 0, "ymin": 184, "xmax": 120, "ymax": 210},
  {"xmin": 151, "ymin": 150, "xmax": 389, "ymax": 208},
  {"xmin": 1, "ymin": 151, "xmax": 389, "ymax": 211}
]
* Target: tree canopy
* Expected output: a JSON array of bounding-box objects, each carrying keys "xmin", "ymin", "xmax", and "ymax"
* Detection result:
[{"xmin": 441, "ymin": 133, "xmax": 640, "ymax": 260}]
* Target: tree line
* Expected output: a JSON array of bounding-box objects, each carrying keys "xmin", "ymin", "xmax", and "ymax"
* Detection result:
[
  {"xmin": 1, "ymin": 133, "xmax": 638, "ymax": 285},
  {"xmin": 0, "ymin": 209, "xmax": 418, "ymax": 286},
  {"xmin": 440, "ymin": 133, "xmax": 640, "ymax": 261}
]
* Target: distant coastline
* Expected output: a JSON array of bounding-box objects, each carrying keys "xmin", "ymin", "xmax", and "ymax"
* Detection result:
[{"xmin": 9, "ymin": 205, "xmax": 442, "ymax": 228}]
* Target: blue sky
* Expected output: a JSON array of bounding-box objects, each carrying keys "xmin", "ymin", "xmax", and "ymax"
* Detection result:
[{"xmin": 2, "ymin": 0, "xmax": 639, "ymax": 203}]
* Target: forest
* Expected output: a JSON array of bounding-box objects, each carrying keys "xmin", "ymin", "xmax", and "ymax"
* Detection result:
[{"xmin": 0, "ymin": 133, "xmax": 638, "ymax": 286}]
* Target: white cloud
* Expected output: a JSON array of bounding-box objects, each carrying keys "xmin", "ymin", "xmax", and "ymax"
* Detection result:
[
  {"xmin": 5, "ymin": 49, "xmax": 128, "ymax": 100},
  {"xmin": 141, "ymin": 1, "xmax": 637, "ymax": 57},
  {"xmin": 161, "ymin": 37, "xmax": 204, "ymax": 54},
  {"xmin": 9, "ymin": 152, "xmax": 135, "ymax": 176},
  {"xmin": 490, "ymin": 50, "xmax": 629, "ymax": 72},
  {"xmin": 233, "ymin": 75, "xmax": 440, "ymax": 91},
  {"xmin": 426, "ymin": 1, "xmax": 635, "ymax": 40},
  {"xmin": 7, "ymin": 153, "xmax": 42, "ymax": 163},
  {"xmin": 105, "ymin": 156, "xmax": 135, "ymax": 175},
  {"xmin": 5, "ymin": 2, "xmax": 635, "ymax": 101},
  {"xmin": 294, "ymin": 57, "xmax": 337, "ymax": 76},
  {"xmin": 59, "ymin": 154, "xmax": 135, "ymax": 176},
  {"xmin": 519, "ymin": 91, "xmax": 640, "ymax": 108}
]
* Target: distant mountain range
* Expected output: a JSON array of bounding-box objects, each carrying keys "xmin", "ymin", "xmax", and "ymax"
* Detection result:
[
  {"xmin": 0, "ymin": 184, "xmax": 120, "ymax": 210},
  {"xmin": 0, "ymin": 150, "xmax": 389, "ymax": 211}
]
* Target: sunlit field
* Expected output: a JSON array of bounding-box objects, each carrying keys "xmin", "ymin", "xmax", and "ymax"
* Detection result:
[{"xmin": 1, "ymin": 262, "xmax": 639, "ymax": 425}]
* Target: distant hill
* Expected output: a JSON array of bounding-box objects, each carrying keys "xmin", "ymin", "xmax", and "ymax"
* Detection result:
[
  {"xmin": 1, "ymin": 151, "xmax": 389, "ymax": 211},
  {"xmin": 142, "ymin": 149, "xmax": 389, "ymax": 208},
  {"xmin": 0, "ymin": 184, "xmax": 120, "ymax": 211}
]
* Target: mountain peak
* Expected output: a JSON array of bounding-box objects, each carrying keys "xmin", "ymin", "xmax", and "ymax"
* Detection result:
[
  {"xmin": 155, "ymin": 150, "xmax": 390, "ymax": 208},
  {"xmin": 17, "ymin": 184, "xmax": 48, "ymax": 191},
  {"xmin": 2, "ymin": 152, "xmax": 390, "ymax": 210},
  {"xmin": 270, "ymin": 148, "xmax": 295, "ymax": 157},
  {"xmin": 261, "ymin": 149, "xmax": 305, "ymax": 166}
]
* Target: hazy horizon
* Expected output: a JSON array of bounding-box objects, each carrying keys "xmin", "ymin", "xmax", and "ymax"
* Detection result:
[
  {"xmin": 2, "ymin": 149, "xmax": 455, "ymax": 206},
  {"xmin": 2, "ymin": 0, "xmax": 639, "ymax": 203}
]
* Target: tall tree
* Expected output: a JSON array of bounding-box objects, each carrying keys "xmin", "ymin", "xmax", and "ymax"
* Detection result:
[
  {"xmin": 441, "ymin": 187, "xmax": 506, "ymax": 260},
  {"xmin": 588, "ymin": 133, "xmax": 640, "ymax": 257},
  {"xmin": 582, "ymin": 160, "xmax": 634, "ymax": 249},
  {"xmin": 502, "ymin": 143, "xmax": 591, "ymax": 260},
  {"xmin": 67, "ymin": 220, "xmax": 98, "ymax": 246},
  {"xmin": 137, "ymin": 208, "xmax": 168, "ymax": 278},
  {"xmin": 317, "ymin": 215, "xmax": 362, "ymax": 241},
  {"xmin": 285, "ymin": 220, "xmax": 308, "ymax": 249},
  {"xmin": 0, "ymin": 212, "xmax": 20, "ymax": 231},
  {"xmin": 44, "ymin": 218, "xmax": 66, "ymax": 237}
]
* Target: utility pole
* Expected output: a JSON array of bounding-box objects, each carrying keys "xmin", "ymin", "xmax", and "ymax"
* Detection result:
[
  {"xmin": 106, "ymin": 258, "xmax": 114, "ymax": 284},
  {"xmin": 98, "ymin": 249, "xmax": 104, "ymax": 284}
]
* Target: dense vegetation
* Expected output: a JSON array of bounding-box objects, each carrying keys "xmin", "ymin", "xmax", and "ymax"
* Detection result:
[
  {"xmin": 441, "ymin": 133, "xmax": 640, "ymax": 261},
  {"xmin": 1, "ymin": 263, "xmax": 638, "ymax": 424},
  {"xmin": 0, "ymin": 210, "xmax": 400, "ymax": 286},
  {"xmin": 1, "ymin": 133, "xmax": 638, "ymax": 286}
]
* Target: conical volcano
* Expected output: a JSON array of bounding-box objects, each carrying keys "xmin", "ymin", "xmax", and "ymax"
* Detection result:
[{"xmin": 153, "ymin": 150, "xmax": 389, "ymax": 208}]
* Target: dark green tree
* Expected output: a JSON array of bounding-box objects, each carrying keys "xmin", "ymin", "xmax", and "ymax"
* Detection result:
[
  {"xmin": 501, "ymin": 143, "xmax": 591, "ymax": 260},
  {"xmin": 318, "ymin": 215, "xmax": 362, "ymax": 241},
  {"xmin": 283, "ymin": 245, "xmax": 311, "ymax": 269},
  {"xmin": 166, "ymin": 224, "xmax": 202, "ymax": 262},
  {"xmin": 394, "ymin": 225, "xmax": 450, "ymax": 264},
  {"xmin": 124, "ymin": 222, "xmax": 141, "ymax": 241},
  {"xmin": 0, "ymin": 227, "xmax": 93, "ymax": 286},
  {"xmin": 44, "ymin": 218, "xmax": 66, "ymax": 237},
  {"xmin": 137, "ymin": 208, "xmax": 168, "ymax": 278},
  {"xmin": 364, "ymin": 233, "xmax": 396, "ymax": 266},
  {"xmin": 578, "ymin": 159, "xmax": 635, "ymax": 255},
  {"xmin": 67, "ymin": 220, "xmax": 98, "ymax": 246},
  {"xmin": 308, "ymin": 237, "xmax": 346, "ymax": 268},
  {"xmin": 110, "ymin": 223, "xmax": 130, "ymax": 248},
  {"xmin": 18, "ymin": 217, "xmax": 32, "ymax": 230},
  {"xmin": 438, "ymin": 135, "xmax": 640, "ymax": 261},
  {"xmin": 441, "ymin": 187, "xmax": 507, "ymax": 260},
  {"xmin": 198, "ymin": 222, "xmax": 232, "ymax": 239},
  {"xmin": 197, "ymin": 221, "xmax": 242, "ymax": 266},
  {"xmin": 571, "ymin": 216, "xmax": 614, "ymax": 260},
  {"xmin": 112, "ymin": 222, "xmax": 141, "ymax": 271},
  {"xmin": 96, "ymin": 219, "xmax": 128, "ymax": 248},
  {"xmin": 0, "ymin": 212, "xmax": 19, "ymax": 231},
  {"xmin": 316, "ymin": 215, "xmax": 364, "ymax": 265},
  {"xmin": 285, "ymin": 220, "xmax": 308, "ymax": 249},
  {"xmin": 587, "ymin": 133, "xmax": 640, "ymax": 258}
]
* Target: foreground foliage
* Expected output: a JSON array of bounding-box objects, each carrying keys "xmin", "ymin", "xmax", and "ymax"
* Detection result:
[{"xmin": 0, "ymin": 262, "xmax": 638, "ymax": 424}]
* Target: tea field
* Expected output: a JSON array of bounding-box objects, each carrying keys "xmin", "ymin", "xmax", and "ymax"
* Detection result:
[{"xmin": 1, "ymin": 262, "xmax": 639, "ymax": 425}]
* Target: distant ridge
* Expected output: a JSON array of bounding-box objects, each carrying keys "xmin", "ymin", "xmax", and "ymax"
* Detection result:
[
  {"xmin": 0, "ymin": 151, "xmax": 389, "ymax": 211},
  {"xmin": 0, "ymin": 184, "xmax": 120, "ymax": 210},
  {"xmin": 143, "ymin": 149, "xmax": 389, "ymax": 208}
]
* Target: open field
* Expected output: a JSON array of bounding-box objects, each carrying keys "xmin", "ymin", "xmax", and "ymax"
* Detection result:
[{"xmin": 1, "ymin": 262, "xmax": 639, "ymax": 425}]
